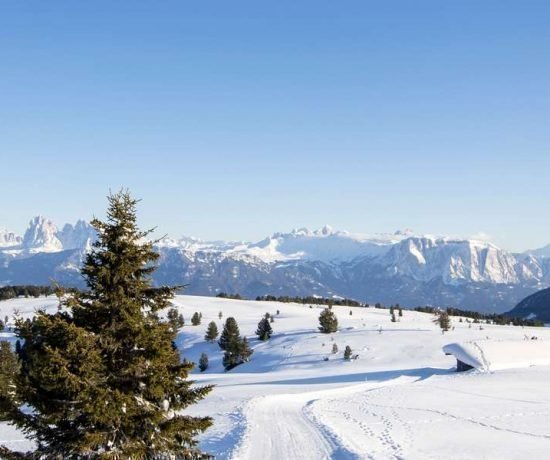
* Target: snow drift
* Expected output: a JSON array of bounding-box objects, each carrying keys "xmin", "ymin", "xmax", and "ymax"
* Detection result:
[{"xmin": 443, "ymin": 339, "xmax": 550, "ymax": 372}]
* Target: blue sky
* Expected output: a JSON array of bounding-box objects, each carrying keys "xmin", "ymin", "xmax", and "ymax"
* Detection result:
[{"xmin": 1, "ymin": 1, "xmax": 549, "ymax": 251}]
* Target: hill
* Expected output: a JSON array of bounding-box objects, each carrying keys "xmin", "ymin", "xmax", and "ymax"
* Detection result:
[
  {"xmin": 507, "ymin": 287, "xmax": 550, "ymax": 322},
  {"xmin": 2, "ymin": 295, "xmax": 550, "ymax": 459}
]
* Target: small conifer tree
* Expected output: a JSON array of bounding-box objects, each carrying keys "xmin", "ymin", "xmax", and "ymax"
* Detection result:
[
  {"xmin": 332, "ymin": 343, "xmax": 339, "ymax": 354},
  {"xmin": 391, "ymin": 312, "xmax": 397, "ymax": 322},
  {"xmin": 398, "ymin": 307, "xmax": 403, "ymax": 317},
  {"xmin": 318, "ymin": 308, "xmax": 338, "ymax": 333},
  {"xmin": 167, "ymin": 306, "xmax": 185, "ymax": 330},
  {"xmin": 205, "ymin": 321, "xmax": 219, "ymax": 343},
  {"xmin": 198, "ymin": 353, "xmax": 209, "ymax": 372},
  {"xmin": 219, "ymin": 317, "xmax": 240, "ymax": 351},
  {"xmin": 434, "ymin": 311, "xmax": 451, "ymax": 332},
  {"xmin": 218, "ymin": 311, "xmax": 223, "ymax": 320},
  {"xmin": 191, "ymin": 311, "xmax": 202, "ymax": 326},
  {"xmin": 344, "ymin": 345, "xmax": 353, "ymax": 360},
  {"xmin": 256, "ymin": 317, "xmax": 273, "ymax": 341}
]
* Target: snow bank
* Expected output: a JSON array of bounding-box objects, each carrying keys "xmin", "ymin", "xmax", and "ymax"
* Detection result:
[{"xmin": 443, "ymin": 339, "xmax": 550, "ymax": 372}]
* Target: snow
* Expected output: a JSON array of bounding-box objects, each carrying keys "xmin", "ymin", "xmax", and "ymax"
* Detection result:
[
  {"xmin": 2, "ymin": 295, "xmax": 550, "ymax": 459},
  {"xmin": 443, "ymin": 340, "xmax": 550, "ymax": 372}
]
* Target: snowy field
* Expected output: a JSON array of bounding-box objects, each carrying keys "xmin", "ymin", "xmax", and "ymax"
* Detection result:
[{"xmin": 2, "ymin": 295, "xmax": 550, "ymax": 459}]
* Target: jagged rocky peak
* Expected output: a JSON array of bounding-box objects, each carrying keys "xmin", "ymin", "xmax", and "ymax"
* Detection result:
[
  {"xmin": 23, "ymin": 216, "xmax": 63, "ymax": 252},
  {"xmin": 57, "ymin": 219, "xmax": 96, "ymax": 250},
  {"xmin": 0, "ymin": 228, "xmax": 23, "ymax": 247}
]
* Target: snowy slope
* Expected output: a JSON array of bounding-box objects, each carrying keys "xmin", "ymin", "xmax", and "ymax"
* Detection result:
[{"xmin": 2, "ymin": 295, "xmax": 550, "ymax": 459}]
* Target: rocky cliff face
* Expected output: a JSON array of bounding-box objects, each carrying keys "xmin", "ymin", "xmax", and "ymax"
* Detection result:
[{"xmin": 0, "ymin": 220, "xmax": 548, "ymax": 313}]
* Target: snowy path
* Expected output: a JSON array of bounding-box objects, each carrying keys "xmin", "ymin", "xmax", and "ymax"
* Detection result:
[{"xmin": 231, "ymin": 377, "xmax": 418, "ymax": 460}]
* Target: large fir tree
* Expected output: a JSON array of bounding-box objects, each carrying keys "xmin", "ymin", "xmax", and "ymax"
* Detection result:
[{"xmin": 0, "ymin": 191, "xmax": 213, "ymax": 459}]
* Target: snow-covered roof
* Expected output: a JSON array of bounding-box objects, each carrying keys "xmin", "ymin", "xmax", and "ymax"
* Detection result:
[{"xmin": 443, "ymin": 340, "xmax": 550, "ymax": 372}]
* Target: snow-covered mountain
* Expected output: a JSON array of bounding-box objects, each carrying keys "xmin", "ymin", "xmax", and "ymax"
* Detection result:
[{"xmin": 0, "ymin": 218, "xmax": 548, "ymax": 313}]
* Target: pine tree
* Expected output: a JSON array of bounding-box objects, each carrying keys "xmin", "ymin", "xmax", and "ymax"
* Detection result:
[
  {"xmin": 191, "ymin": 312, "xmax": 201, "ymax": 326},
  {"xmin": 256, "ymin": 317, "xmax": 273, "ymax": 341},
  {"xmin": 318, "ymin": 308, "xmax": 338, "ymax": 333},
  {"xmin": 205, "ymin": 321, "xmax": 219, "ymax": 343},
  {"xmin": 391, "ymin": 312, "xmax": 397, "ymax": 322},
  {"xmin": 390, "ymin": 306, "xmax": 395, "ymax": 316},
  {"xmin": 434, "ymin": 311, "xmax": 451, "ymax": 332},
  {"xmin": 0, "ymin": 319, "xmax": 4, "ymax": 332},
  {"xmin": 344, "ymin": 345, "xmax": 352, "ymax": 360},
  {"xmin": 331, "ymin": 343, "xmax": 338, "ymax": 354},
  {"xmin": 0, "ymin": 342, "xmax": 18, "ymax": 422},
  {"xmin": 198, "ymin": 353, "xmax": 209, "ymax": 372},
  {"xmin": 218, "ymin": 311, "xmax": 223, "ymax": 320},
  {"xmin": 218, "ymin": 317, "xmax": 240, "ymax": 351},
  {"xmin": 223, "ymin": 337, "xmax": 253, "ymax": 370},
  {"xmin": 167, "ymin": 307, "xmax": 185, "ymax": 330},
  {"xmin": 349, "ymin": 309, "xmax": 353, "ymax": 316},
  {"xmin": 398, "ymin": 307, "xmax": 403, "ymax": 317},
  {"xmin": 0, "ymin": 191, "xmax": 213, "ymax": 459}
]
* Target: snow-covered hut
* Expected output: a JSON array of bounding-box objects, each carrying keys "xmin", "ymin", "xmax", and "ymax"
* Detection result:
[{"xmin": 443, "ymin": 340, "xmax": 550, "ymax": 372}]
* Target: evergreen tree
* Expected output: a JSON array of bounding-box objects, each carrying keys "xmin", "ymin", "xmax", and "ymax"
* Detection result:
[
  {"xmin": 391, "ymin": 312, "xmax": 397, "ymax": 322},
  {"xmin": 223, "ymin": 337, "xmax": 253, "ymax": 371},
  {"xmin": 0, "ymin": 342, "xmax": 18, "ymax": 422},
  {"xmin": 167, "ymin": 307, "xmax": 185, "ymax": 330},
  {"xmin": 349, "ymin": 309, "xmax": 353, "ymax": 316},
  {"xmin": 198, "ymin": 353, "xmax": 209, "ymax": 372},
  {"xmin": 0, "ymin": 191, "xmax": 213, "ymax": 459},
  {"xmin": 434, "ymin": 311, "xmax": 451, "ymax": 332},
  {"xmin": 344, "ymin": 345, "xmax": 352, "ymax": 360},
  {"xmin": 318, "ymin": 308, "xmax": 338, "ymax": 333},
  {"xmin": 191, "ymin": 312, "xmax": 201, "ymax": 326},
  {"xmin": 398, "ymin": 307, "xmax": 403, "ymax": 317},
  {"xmin": 218, "ymin": 317, "xmax": 240, "ymax": 351},
  {"xmin": 204, "ymin": 321, "xmax": 219, "ymax": 343},
  {"xmin": 0, "ymin": 319, "xmax": 3, "ymax": 332},
  {"xmin": 331, "ymin": 343, "xmax": 339, "ymax": 354},
  {"xmin": 390, "ymin": 306, "xmax": 395, "ymax": 316},
  {"xmin": 256, "ymin": 317, "xmax": 273, "ymax": 341},
  {"xmin": 218, "ymin": 311, "xmax": 223, "ymax": 320}
]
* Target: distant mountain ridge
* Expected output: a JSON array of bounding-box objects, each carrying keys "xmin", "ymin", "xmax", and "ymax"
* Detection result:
[
  {"xmin": 1, "ymin": 217, "xmax": 549, "ymax": 313},
  {"xmin": 507, "ymin": 287, "xmax": 550, "ymax": 322}
]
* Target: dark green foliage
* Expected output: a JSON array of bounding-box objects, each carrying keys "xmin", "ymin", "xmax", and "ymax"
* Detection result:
[
  {"xmin": 216, "ymin": 293, "xmax": 243, "ymax": 300},
  {"xmin": 191, "ymin": 312, "xmax": 202, "ymax": 326},
  {"xmin": 218, "ymin": 317, "xmax": 240, "ymax": 351},
  {"xmin": 389, "ymin": 306, "xmax": 395, "ymax": 315},
  {"xmin": 331, "ymin": 343, "xmax": 338, "ymax": 354},
  {"xmin": 0, "ymin": 319, "xmax": 3, "ymax": 332},
  {"xmin": 398, "ymin": 306, "xmax": 403, "ymax": 317},
  {"xmin": 270, "ymin": 316, "xmax": 274, "ymax": 323},
  {"xmin": 219, "ymin": 318, "xmax": 253, "ymax": 370},
  {"xmin": 434, "ymin": 311, "xmax": 451, "ymax": 331},
  {"xmin": 256, "ymin": 317, "xmax": 273, "ymax": 341},
  {"xmin": 391, "ymin": 312, "xmax": 397, "ymax": 322},
  {"xmin": 0, "ymin": 191, "xmax": 213, "ymax": 459},
  {"xmin": 222, "ymin": 337, "xmax": 253, "ymax": 371},
  {"xmin": 344, "ymin": 345, "xmax": 352, "ymax": 360},
  {"xmin": 205, "ymin": 321, "xmax": 219, "ymax": 343},
  {"xmin": 318, "ymin": 308, "xmax": 338, "ymax": 333},
  {"xmin": 198, "ymin": 353, "xmax": 209, "ymax": 372},
  {"xmin": 218, "ymin": 311, "xmax": 223, "ymax": 320},
  {"xmin": 349, "ymin": 310, "xmax": 353, "ymax": 316},
  {"xmin": 167, "ymin": 307, "xmax": 185, "ymax": 330},
  {"xmin": 0, "ymin": 285, "xmax": 57, "ymax": 302},
  {"xmin": 0, "ymin": 341, "xmax": 19, "ymax": 421},
  {"xmin": 256, "ymin": 295, "xmax": 362, "ymax": 307}
]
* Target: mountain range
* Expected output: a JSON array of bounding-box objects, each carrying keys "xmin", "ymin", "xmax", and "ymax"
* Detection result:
[{"xmin": 1, "ymin": 218, "xmax": 549, "ymax": 313}]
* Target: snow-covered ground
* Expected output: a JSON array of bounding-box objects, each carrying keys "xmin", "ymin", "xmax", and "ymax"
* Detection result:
[{"xmin": 2, "ymin": 295, "xmax": 550, "ymax": 459}]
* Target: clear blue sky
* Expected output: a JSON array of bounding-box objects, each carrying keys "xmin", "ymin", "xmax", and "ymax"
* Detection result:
[{"xmin": 1, "ymin": 1, "xmax": 549, "ymax": 251}]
